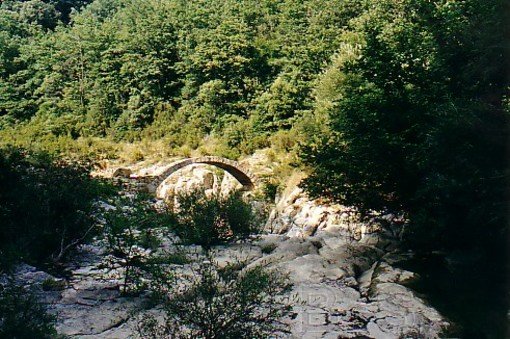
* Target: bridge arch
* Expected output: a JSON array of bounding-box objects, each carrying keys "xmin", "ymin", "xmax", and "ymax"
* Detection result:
[{"xmin": 153, "ymin": 156, "xmax": 255, "ymax": 191}]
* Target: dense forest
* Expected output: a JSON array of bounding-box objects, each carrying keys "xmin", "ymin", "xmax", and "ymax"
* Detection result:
[{"xmin": 0, "ymin": 0, "xmax": 508, "ymax": 337}]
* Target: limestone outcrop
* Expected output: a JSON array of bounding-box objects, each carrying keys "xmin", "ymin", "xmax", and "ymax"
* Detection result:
[{"xmin": 265, "ymin": 186, "xmax": 403, "ymax": 249}]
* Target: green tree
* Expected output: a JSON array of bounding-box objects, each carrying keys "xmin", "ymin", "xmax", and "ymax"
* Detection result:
[
  {"xmin": 138, "ymin": 259, "xmax": 291, "ymax": 339},
  {"xmin": 177, "ymin": 10, "xmax": 266, "ymax": 134},
  {"xmin": 301, "ymin": 0, "xmax": 509, "ymax": 252},
  {"xmin": 102, "ymin": 195, "xmax": 176, "ymax": 294},
  {"xmin": 0, "ymin": 147, "xmax": 113, "ymax": 270},
  {"xmin": 0, "ymin": 282, "xmax": 57, "ymax": 338},
  {"xmin": 170, "ymin": 189, "xmax": 258, "ymax": 249}
]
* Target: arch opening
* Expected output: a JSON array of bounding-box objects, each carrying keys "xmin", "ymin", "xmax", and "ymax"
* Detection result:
[{"xmin": 154, "ymin": 156, "xmax": 255, "ymax": 191}]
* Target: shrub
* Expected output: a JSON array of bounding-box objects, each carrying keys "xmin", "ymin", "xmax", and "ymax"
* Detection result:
[
  {"xmin": 223, "ymin": 192, "xmax": 257, "ymax": 238},
  {"xmin": 102, "ymin": 195, "xmax": 176, "ymax": 294},
  {"xmin": 170, "ymin": 190, "xmax": 258, "ymax": 249},
  {"xmin": 41, "ymin": 278, "xmax": 66, "ymax": 292},
  {"xmin": 260, "ymin": 243, "xmax": 277, "ymax": 254},
  {"xmin": 0, "ymin": 282, "xmax": 57, "ymax": 338},
  {"xmin": 0, "ymin": 147, "xmax": 114, "ymax": 271},
  {"xmin": 261, "ymin": 178, "xmax": 279, "ymax": 203},
  {"xmin": 269, "ymin": 129, "xmax": 298, "ymax": 154},
  {"xmin": 137, "ymin": 259, "xmax": 291, "ymax": 338}
]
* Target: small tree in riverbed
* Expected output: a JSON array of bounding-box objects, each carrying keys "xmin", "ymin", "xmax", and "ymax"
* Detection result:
[
  {"xmin": 0, "ymin": 147, "xmax": 114, "ymax": 271},
  {"xmin": 102, "ymin": 194, "xmax": 176, "ymax": 295},
  {"xmin": 137, "ymin": 258, "xmax": 292, "ymax": 338}
]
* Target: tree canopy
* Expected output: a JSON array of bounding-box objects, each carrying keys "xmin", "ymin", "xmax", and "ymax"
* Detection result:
[{"xmin": 301, "ymin": 0, "xmax": 509, "ymax": 252}]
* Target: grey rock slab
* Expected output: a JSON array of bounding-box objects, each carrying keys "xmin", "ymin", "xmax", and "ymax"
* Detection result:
[
  {"xmin": 211, "ymin": 243, "xmax": 263, "ymax": 268},
  {"xmin": 55, "ymin": 298, "xmax": 141, "ymax": 336},
  {"xmin": 280, "ymin": 254, "xmax": 347, "ymax": 283},
  {"xmin": 292, "ymin": 283, "xmax": 361, "ymax": 309},
  {"xmin": 246, "ymin": 237, "xmax": 318, "ymax": 270},
  {"xmin": 371, "ymin": 262, "xmax": 417, "ymax": 286}
]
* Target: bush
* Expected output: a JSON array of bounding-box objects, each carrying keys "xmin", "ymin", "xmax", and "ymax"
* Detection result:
[
  {"xmin": 41, "ymin": 278, "xmax": 66, "ymax": 292},
  {"xmin": 0, "ymin": 282, "xmax": 57, "ymax": 338},
  {"xmin": 0, "ymin": 147, "xmax": 114, "ymax": 271},
  {"xmin": 261, "ymin": 178, "xmax": 279, "ymax": 203},
  {"xmin": 102, "ymin": 195, "xmax": 176, "ymax": 294},
  {"xmin": 137, "ymin": 259, "xmax": 291, "ymax": 338},
  {"xmin": 260, "ymin": 243, "xmax": 277, "ymax": 254},
  {"xmin": 170, "ymin": 190, "xmax": 258, "ymax": 249},
  {"xmin": 223, "ymin": 192, "xmax": 257, "ymax": 238}
]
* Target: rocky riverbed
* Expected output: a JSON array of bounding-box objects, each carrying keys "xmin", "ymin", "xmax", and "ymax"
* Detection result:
[
  {"xmin": 10, "ymin": 233, "xmax": 447, "ymax": 338},
  {"xmin": 7, "ymin": 154, "xmax": 449, "ymax": 338}
]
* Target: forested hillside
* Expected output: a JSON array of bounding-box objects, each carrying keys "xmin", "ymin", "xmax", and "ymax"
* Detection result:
[
  {"xmin": 0, "ymin": 0, "xmax": 508, "ymax": 337},
  {"xmin": 0, "ymin": 0, "xmax": 360, "ymax": 156}
]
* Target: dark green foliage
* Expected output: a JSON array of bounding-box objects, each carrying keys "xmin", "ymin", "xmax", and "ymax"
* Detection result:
[
  {"xmin": 223, "ymin": 191, "xmax": 258, "ymax": 238},
  {"xmin": 261, "ymin": 179, "xmax": 279, "ymax": 203},
  {"xmin": 170, "ymin": 190, "xmax": 258, "ymax": 249},
  {"xmin": 102, "ymin": 195, "xmax": 176, "ymax": 294},
  {"xmin": 0, "ymin": 147, "xmax": 113, "ymax": 271},
  {"xmin": 0, "ymin": 282, "xmax": 57, "ymax": 338},
  {"xmin": 52, "ymin": 0, "xmax": 94, "ymax": 24},
  {"xmin": 300, "ymin": 0, "xmax": 509, "ymax": 253},
  {"xmin": 137, "ymin": 259, "xmax": 291, "ymax": 339},
  {"xmin": 260, "ymin": 242, "xmax": 277, "ymax": 255},
  {"xmin": 41, "ymin": 278, "xmax": 66, "ymax": 292}
]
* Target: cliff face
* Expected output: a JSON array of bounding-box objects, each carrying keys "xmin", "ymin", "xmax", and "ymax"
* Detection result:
[{"xmin": 265, "ymin": 186, "xmax": 403, "ymax": 242}]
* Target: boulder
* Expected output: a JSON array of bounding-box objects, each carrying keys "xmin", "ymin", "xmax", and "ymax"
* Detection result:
[
  {"xmin": 279, "ymin": 254, "xmax": 347, "ymax": 283},
  {"xmin": 112, "ymin": 167, "xmax": 132, "ymax": 178},
  {"xmin": 211, "ymin": 244, "xmax": 263, "ymax": 268},
  {"xmin": 265, "ymin": 186, "xmax": 399, "ymax": 250}
]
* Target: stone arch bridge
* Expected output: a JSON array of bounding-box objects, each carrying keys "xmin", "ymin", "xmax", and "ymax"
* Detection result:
[{"xmin": 151, "ymin": 156, "xmax": 256, "ymax": 191}]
